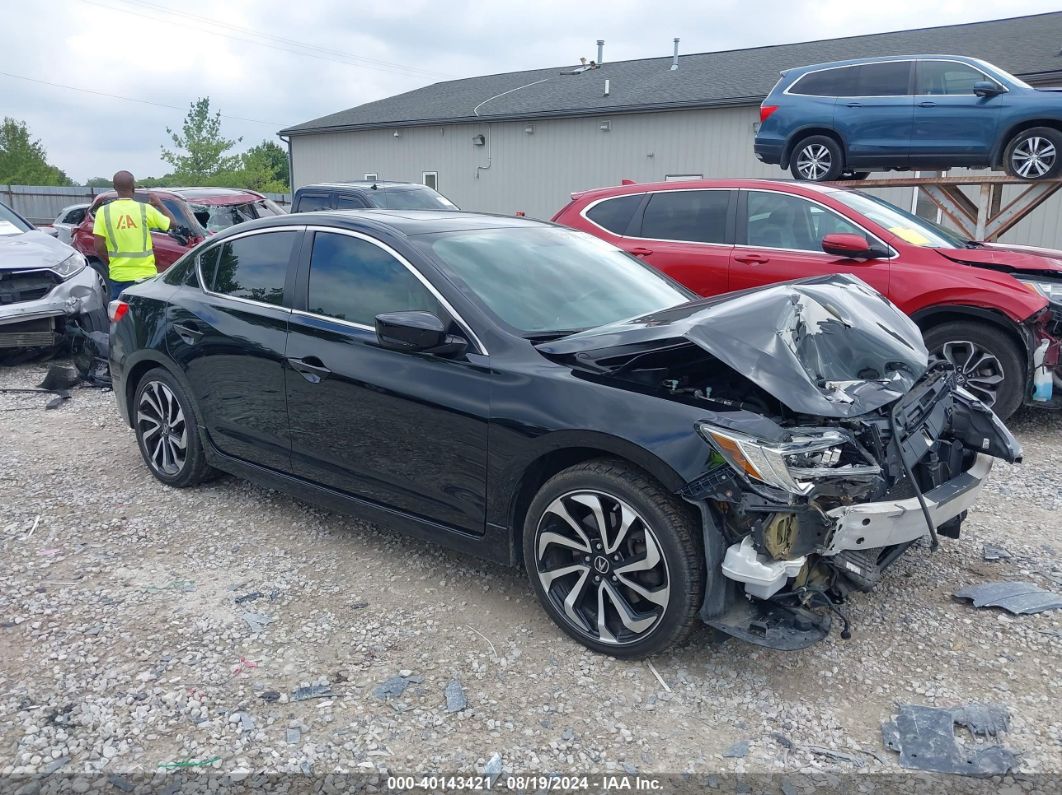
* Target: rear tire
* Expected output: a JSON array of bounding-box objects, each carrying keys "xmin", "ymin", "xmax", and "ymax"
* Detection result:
[
  {"xmin": 923, "ymin": 322, "xmax": 1025, "ymax": 420},
  {"xmin": 523, "ymin": 459, "xmax": 705, "ymax": 659},
  {"xmin": 133, "ymin": 368, "xmax": 214, "ymax": 487},
  {"xmin": 1003, "ymin": 127, "xmax": 1062, "ymax": 180},
  {"xmin": 790, "ymin": 135, "xmax": 844, "ymax": 181}
]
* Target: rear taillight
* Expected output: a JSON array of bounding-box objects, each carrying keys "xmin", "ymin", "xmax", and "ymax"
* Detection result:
[
  {"xmin": 109, "ymin": 300, "xmax": 129, "ymax": 324},
  {"xmin": 759, "ymin": 104, "xmax": 779, "ymax": 123}
]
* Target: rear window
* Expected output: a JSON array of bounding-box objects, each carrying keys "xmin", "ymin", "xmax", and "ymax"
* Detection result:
[
  {"xmin": 790, "ymin": 67, "xmax": 857, "ymax": 96},
  {"xmin": 200, "ymin": 230, "xmax": 296, "ymax": 306},
  {"xmin": 585, "ymin": 194, "xmax": 642, "ymax": 235},
  {"xmin": 369, "ymin": 187, "xmax": 458, "ymax": 211},
  {"xmin": 295, "ymin": 193, "xmax": 331, "ymax": 212},
  {"xmin": 639, "ymin": 190, "xmax": 731, "ymax": 244}
]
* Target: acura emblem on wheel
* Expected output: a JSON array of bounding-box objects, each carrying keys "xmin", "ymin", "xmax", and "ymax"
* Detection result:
[{"xmin": 593, "ymin": 556, "xmax": 610, "ymax": 573}]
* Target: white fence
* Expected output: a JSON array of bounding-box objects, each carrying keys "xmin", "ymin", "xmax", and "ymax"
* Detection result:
[{"xmin": 1, "ymin": 185, "xmax": 291, "ymax": 224}]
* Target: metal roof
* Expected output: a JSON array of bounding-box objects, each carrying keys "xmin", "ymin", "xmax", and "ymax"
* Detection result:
[{"xmin": 281, "ymin": 13, "xmax": 1062, "ymax": 136}]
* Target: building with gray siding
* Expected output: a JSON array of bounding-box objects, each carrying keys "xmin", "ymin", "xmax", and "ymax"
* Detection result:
[{"xmin": 281, "ymin": 13, "xmax": 1062, "ymax": 245}]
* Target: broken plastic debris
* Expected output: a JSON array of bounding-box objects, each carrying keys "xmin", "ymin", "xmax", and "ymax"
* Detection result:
[
  {"xmin": 952, "ymin": 703, "xmax": 1010, "ymax": 737},
  {"xmin": 241, "ymin": 612, "xmax": 274, "ymax": 633},
  {"xmin": 484, "ymin": 753, "xmax": 503, "ymax": 784},
  {"xmin": 723, "ymin": 740, "xmax": 749, "ymax": 759},
  {"xmin": 374, "ymin": 675, "xmax": 414, "ymax": 700},
  {"xmin": 444, "ymin": 679, "xmax": 467, "ymax": 713},
  {"xmin": 234, "ymin": 591, "xmax": 263, "ymax": 604},
  {"xmin": 982, "ymin": 544, "xmax": 1012, "ymax": 561},
  {"xmin": 39, "ymin": 365, "xmax": 80, "ymax": 392},
  {"xmin": 807, "ymin": 746, "xmax": 866, "ymax": 767},
  {"xmin": 157, "ymin": 756, "xmax": 221, "ymax": 769},
  {"xmin": 291, "ymin": 684, "xmax": 332, "ymax": 701},
  {"xmin": 882, "ymin": 704, "xmax": 1018, "ymax": 776},
  {"xmin": 259, "ymin": 690, "xmax": 280, "ymax": 703},
  {"xmin": 954, "ymin": 581, "xmax": 1062, "ymax": 615}
]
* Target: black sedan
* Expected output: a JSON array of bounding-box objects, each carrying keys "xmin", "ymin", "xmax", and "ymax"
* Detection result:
[{"xmin": 109, "ymin": 210, "xmax": 1020, "ymax": 658}]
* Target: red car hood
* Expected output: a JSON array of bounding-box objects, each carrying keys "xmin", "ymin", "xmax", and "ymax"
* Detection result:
[{"xmin": 936, "ymin": 246, "xmax": 1062, "ymax": 276}]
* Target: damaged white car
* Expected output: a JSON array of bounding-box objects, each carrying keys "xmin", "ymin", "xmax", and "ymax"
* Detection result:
[{"xmin": 0, "ymin": 200, "xmax": 107, "ymax": 360}]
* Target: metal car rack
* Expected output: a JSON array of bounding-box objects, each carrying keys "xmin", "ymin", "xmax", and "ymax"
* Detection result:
[{"xmin": 828, "ymin": 175, "xmax": 1062, "ymax": 242}]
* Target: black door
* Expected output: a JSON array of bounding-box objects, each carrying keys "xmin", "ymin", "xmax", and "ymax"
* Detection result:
[
  {"xmin": 285, "ymin": 229, "xmax": 490, "ymax": 534},
  {"xmin": 167, "ymin": 229, "xmax": 300, "ymax": 471}
]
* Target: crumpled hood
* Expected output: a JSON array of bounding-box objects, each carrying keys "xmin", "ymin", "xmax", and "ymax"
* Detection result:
[
  {"xmin": 936, "ymin": 246, "xmax": 1062, "ymax": 276},
  {"xmin": 0, "ymin": 230, "xmax": 77, "ymax": 271},
  {"xmin": 538, "ymin": 274, "xmax": 929, "ymax": 418}
]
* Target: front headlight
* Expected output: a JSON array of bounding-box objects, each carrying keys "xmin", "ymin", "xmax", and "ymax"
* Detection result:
[
  {"xmin": 696, "ymin": 423, "xmax": 877, "ymax": 495},
  {"xmin": 1020, "ymin": 278, "xmax": 1062, "ymax": 304},
  {"xmin": 52, "ymin": 252, "xmax": 86, "ymax": 279}
]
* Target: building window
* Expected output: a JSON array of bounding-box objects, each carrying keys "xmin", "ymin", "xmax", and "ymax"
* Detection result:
[
  {"xmin": 423, "ymin": 171, "xmax": 439, "ymax": 191},
  {"xmin": 664, "ymin": 174, "xmax": 702, "ymax": 182},
  {"xmin": 364, "ymin": 173, "xmax": 378, "ymax": 181}
]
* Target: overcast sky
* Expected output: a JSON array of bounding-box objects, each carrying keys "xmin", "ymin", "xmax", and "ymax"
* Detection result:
[{"xmin": 3, "ymin": 0, "xmax": 1059, "ymax": 183}]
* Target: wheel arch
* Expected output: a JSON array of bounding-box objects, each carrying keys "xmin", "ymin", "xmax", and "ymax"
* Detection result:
[
  {"xmin": 505, "ymin": 437, "xmax": 688, "ymax": 565},
  {"xmin": 992, "ymin": 119, "xmax": 1062, "ymax": 168},
  {"xmin": 782, "ymin": 127, "xmax": 846, "ymax": 169},
  {"xmin": 911, "ymin": 304, "xmax": 1030, "ymax": 367},
  {"xmin": 122, "ymin": 353, "xmax": 201, "ymax": 429}
]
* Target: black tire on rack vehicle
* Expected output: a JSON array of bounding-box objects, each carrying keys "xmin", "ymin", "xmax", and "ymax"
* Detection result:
[
  {"xmin": 1003, "ymin": 127, "xmax": 1062, "ymax": 181},
  {"xmin": 789, "ymin": 135, "xmax": 845, "ymax": 181}
]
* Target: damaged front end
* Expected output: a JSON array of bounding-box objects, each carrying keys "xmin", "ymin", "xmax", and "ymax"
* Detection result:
[{"xmin": 540, "ymin": 275, "xmax": 1022, "ymax": 650}]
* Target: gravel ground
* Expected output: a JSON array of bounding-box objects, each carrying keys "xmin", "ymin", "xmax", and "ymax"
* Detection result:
[{"xmin": 1, "ymin": 360, "xmax": 1060, "ymax": 791}]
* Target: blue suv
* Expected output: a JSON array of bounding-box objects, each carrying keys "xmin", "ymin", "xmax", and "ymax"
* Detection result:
[{"xmin": 754, "ymin": 55, "xmax": 1062, "ymax": 182}]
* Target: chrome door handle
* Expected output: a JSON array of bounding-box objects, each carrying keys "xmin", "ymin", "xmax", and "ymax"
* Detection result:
[{"xmin": 287, "ymin": 356, "xmax": 332, "ymax": 384}]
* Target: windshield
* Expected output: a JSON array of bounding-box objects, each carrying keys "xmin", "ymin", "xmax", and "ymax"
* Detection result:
[
  {"xmin": 190, "ymin": 199, "xmax": 285, "ymax": 233},
  {"xmin": 0, "ymin": 202, "xmax": 32, "ymax": 236},
  {"xmin": 371, "ymin": 187, "xmax": 459, "ymax": 211},
  {"xmin": 423, "ymin": 226, "xmax": 691, "ymax": 334},
  {"xmin": 828, "ymin": 190, "xmax": 967, "ymax": 248}
]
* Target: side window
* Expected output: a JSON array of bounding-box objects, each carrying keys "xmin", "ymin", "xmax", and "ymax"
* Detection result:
[
  {"xmin": 201, "ymin": 231, "xmax": 295, "ymax": 306},
  {"xmin": 335, "ymin": 194, "xmax": 366, "ymax": 209},
  {"xmin": 296, "ymin": 193, "xmax": 331, "ymax": 212},
  {"xmin": 307, "ymin": 232, "xmax": 441, "ymax": 326},
  {"xmin": 915, "ymin": 62, "xmax": 995, "ymax": 95},
  {"xmin": 66, "ymin": 208, "xmax": 87, "ymax": 225},
  {"xmin": 639, "ymin": 190, "xmax": 730, "ymax": 244},
  {"xmin": 747, "ymin": 192, "xmax": 862, "ymax": 252},
  {"xmin": 790, "ymin": 66, "xmax": 857, "ymax": 97},
  {"xmin": 855, "ymin": 62, "xmax": 911, "ymax": 96},
  {"xmin": 585, "ymin": 194, "xmax": 642, "ymax": 235}
]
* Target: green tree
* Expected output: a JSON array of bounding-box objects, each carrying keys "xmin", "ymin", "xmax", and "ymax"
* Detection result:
[
  {"xmin": 161, "ymin": 97, "xmax": 241, "ymax": 181},
  {"xmin": 0, "ymin": 118, "xmax": 73, "ymax": 186},
  {"xmin": 240, "ymin": 140, "xmax": 289, "ymax": 192}
]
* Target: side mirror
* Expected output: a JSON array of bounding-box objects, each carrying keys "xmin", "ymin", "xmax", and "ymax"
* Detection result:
[
  {"xmin": 973, "ymin": 81, "xmax": 1002, "ymax": 98},
  {"xmin": 375, "ymin": 311, "xmax": 468, "ymax": 356},
  {"xmin": 821, "ymin": 233, "xmax": 888, "ymax": 260}
]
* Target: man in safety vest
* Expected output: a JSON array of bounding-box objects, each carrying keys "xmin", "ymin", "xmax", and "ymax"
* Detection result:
[{"xmin": 92, "ymin": 170, "xmax": 177, "ymax": 300}]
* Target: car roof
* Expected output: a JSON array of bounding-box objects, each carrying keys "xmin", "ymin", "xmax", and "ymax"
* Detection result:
[
  {"xmin": 785, "ymin": 53, "xmax": 983, "ymax": 74},
  {"xmin": 297, "ymin": 181, "xmax": 432, "ymax": 192},
  {"xmin": 569, "ymin": 178, "xmax": 841, "ymax": 203},
  {"xmin": 210, "ymin": 209, "xmax": 547, "ymax": 239},
  {"xmin": 168, "ymin": 187, "xmax": 266, "ymax": 203}
]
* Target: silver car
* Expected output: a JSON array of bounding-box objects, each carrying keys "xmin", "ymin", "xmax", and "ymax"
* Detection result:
[
  {"xmin": 0, "ymin": 200, "xmax": 106, "ymax": 354},
  {"xmin": 49, "ymin": 203, "xmax": 91, "ymax": 245}
]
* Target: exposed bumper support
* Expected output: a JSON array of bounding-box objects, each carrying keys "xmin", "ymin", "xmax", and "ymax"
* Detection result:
[
  {"xmin": 0, "ymin": 266, "xmax": 106, "ymax": 328},
  {"xmin": 823, "ymin": 453, "xmax": 993, "ymax": 554}
]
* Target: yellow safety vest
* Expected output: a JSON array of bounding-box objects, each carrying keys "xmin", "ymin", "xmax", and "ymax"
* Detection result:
[{"xmin": 97, "ymin": 199, "xmax": 167, "ymax": 282}]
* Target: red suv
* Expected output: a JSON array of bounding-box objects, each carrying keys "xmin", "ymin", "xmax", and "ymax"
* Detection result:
[{"xmin": 553, "ymin": 179, "xmax": 1061, "ymax": 419}]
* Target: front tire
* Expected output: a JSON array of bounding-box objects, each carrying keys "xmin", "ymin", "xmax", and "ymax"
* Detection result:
[
  {"xmin": 1004, "ymin": 127, "xmax": 1062, "ymax": 180},
  {"xmin": 923, "ymin": 322, "xmax": 1025, "ymax": 420},
  {"xmin": 133, "ymin": 368, "xmax": 214, "ymax": 487},
  {"xmin": 523, "ymin": 459, "xmax": 705, "ymax": 659},
  {"xmin": 790, "ymin": 135, "xmax": 844, "ymax": 181}
]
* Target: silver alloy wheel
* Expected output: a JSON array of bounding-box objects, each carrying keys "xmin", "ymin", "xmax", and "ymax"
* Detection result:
[
  {"xmin": 534, "ymin": 490, "xmax": 670, "ymax": 646},
  {"xmin": 796, "ymin": 143, "xmax": 832, "ymax": 180},
  {"xmin": 931, "ymin": 340, "xmax": 1005, "ymax": 407},
  {"xmin": 1011, "ymin": 136, "xmax": 1056, "ymax": 178},
  {"xmin": 137, "ymin": 381, "xmax": 188, "ymax": 476}
]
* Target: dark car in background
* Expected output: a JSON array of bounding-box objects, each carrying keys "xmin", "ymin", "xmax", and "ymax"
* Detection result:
[
  {"xmin": 553, "ymin": 178, "xmax": 1062, "ymax": 419},
  {"xmin": 291, "ymin": 181, "xmax": 459, "ymax": 212},
  {"xmin": 754, "ymin": 55, "xmax": 1062, "ymax": 181},
  {"xmin": 108, "ymin": 209, "xmax": 1020, "ymax": 658}
]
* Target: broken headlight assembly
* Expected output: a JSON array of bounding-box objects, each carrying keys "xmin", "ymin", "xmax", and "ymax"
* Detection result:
[
  {"xmin": 696, "ymin": 422, "xmax": 879, "ymax": 495},
  {"xmin": 51, "ymin": 252, "xmax": 87, "ymax": 279}
]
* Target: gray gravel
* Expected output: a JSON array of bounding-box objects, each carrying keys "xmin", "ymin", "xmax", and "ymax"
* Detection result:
[{"xmin": 1, "ymin": 360, "xmax": 1060, "ymax": 785}]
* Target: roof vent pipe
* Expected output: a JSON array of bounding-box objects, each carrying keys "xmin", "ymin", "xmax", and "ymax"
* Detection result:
[
  {"xmin": 671, "ymin": 38, "xmax": 679, "ymax": 70},
  {"xmin": 597, "ymin": 39, "xmax": 605, "ymax": 65}
]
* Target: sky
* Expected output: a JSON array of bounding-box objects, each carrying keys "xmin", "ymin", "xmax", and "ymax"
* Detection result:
[{"xmin": 2, "ymin": 0, "xmax": 1060, "ymax": 183}]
